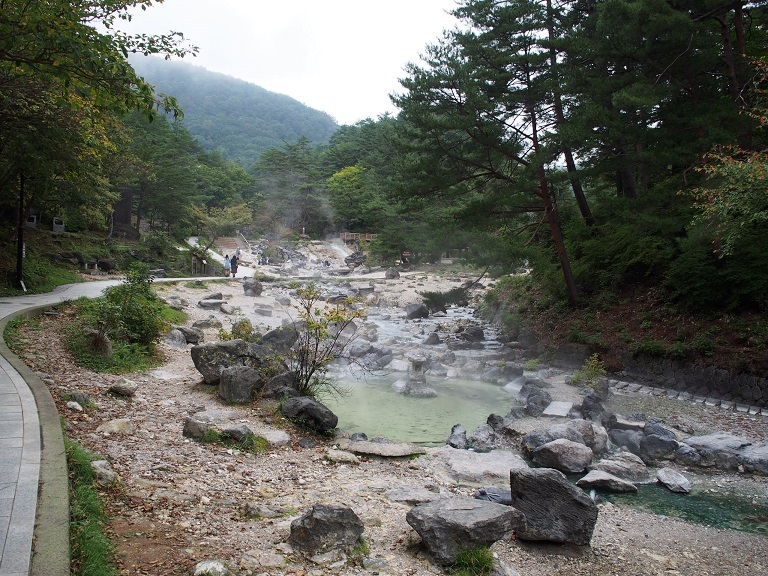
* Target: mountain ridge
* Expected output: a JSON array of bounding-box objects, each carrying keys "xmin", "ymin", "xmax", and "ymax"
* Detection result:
[{"xmin": 130, "ymin": 56, "xmax": 340, "ymax": 167}]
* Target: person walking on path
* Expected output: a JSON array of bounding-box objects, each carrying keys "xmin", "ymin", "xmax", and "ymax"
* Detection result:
[
  {"xmin": 224, "ymin": 255, "xmax": 231, "ymax": 277},
  {"xmin": 230, "ymin": 254, "xmax": 239, "ymax": 278}
]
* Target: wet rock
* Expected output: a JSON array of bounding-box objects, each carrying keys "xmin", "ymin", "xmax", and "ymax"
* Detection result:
[
  {"xmin": 656, "ymin": 467, "xmax": 692, "ymax": 493},
  {"xmin": 406, "ymin": 497, "xmax": 525, "ymax": 565},
  {"xmin": 590, "ymin": 450, "xmax": 651, "ymax": 483},
  {"xmin": 509, "ymin": 467, "xmax": 598, "ymax": 545},
  {"xmin": 447, "ymin": 423, "xmax": 468, "ymax": 449},
  {"xmin": 404, "ymin": 303, "xmax": 428, "ymax": 319},
  {"xmin": 576, "ymin": 470, "xmax": 637, "ymax": 493}
]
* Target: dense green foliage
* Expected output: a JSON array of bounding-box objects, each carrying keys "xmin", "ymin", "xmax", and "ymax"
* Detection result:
[{"xmin": 130, "ymin": 57, "xmax": 339, "ymax": 166}]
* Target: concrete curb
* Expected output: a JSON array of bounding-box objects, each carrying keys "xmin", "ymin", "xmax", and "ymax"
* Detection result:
[{"xmin": 0, "ymin": 306, "xmax": 70, "ymax": 576}]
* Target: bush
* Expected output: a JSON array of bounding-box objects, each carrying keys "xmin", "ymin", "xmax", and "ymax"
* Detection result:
[{"xmin": 85, "ymin": 264, "xmax": 167, "ymax": 346}]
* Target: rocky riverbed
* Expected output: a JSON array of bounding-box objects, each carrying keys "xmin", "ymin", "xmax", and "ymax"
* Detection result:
[{"xmin": 16, "ymin": 259, "xmax": 768, "ymax": 576}]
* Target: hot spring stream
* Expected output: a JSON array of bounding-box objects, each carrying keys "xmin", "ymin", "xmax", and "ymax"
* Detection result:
[{"xmin": 320, "ymin": 306, "xmax": 768, "ymax": 536}]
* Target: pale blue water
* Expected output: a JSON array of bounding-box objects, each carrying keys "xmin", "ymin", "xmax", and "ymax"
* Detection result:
[{"xmin": 324, "ymin": 374, "xmax": 516, "ymax": 445}]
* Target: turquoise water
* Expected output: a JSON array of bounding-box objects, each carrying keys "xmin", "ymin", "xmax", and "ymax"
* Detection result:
[
  {"xmin": 325, "ymin": 375, "xmax": 516, "ymax": 445},
  {"xmin": 606, "ymin": 484, "xmax": 768, "ymax": 536}
]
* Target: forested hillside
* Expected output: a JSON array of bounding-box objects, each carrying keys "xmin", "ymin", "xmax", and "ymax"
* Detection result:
[{"xmin": 130, "ymin": 57, "xmax": 339, "ymax": 166}]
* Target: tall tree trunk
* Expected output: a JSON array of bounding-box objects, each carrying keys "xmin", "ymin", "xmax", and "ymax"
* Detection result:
[
  {"xmin": 528, "ymin": 88, "xmax": 578, "ymax": 306},
  {"xmin": 546, "ymin": 0, "xmax": 595, "ymax": 226},
  {"xmin": 616, "ymin": 146, "xmax": 637, "ymax": 198}
]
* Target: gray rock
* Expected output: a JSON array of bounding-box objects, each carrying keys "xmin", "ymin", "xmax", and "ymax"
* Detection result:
[
  {"xmin": 422, "ymin": 447, "xmax": 528, "ymax": 485},
  {"xmin": 190, "ymin": 559, "xmax": 233, "ymax": 576},
  {"xmin": 177, "ymin": 326, "xmax": 204, "ymax": 344},
  {"xmin": 509, "ymin": 467, "xmax": 599, "ymax": 545},
  {"xmin": 387, "ymin": 487, "xmax": 445, "ymax": 505},
  {"xmin": 281, "ymin": 396, "xmax": 338, "ymax": 433},
  {"xmin": 447, "ymin": 423, "xmax": 468, "ymax": 449},
  {"xmin": 288, "ymin": 504, "xmax": 364, "ymax": 556},
  {"xmin": 576, "ymin": 470, "xmax": 637, "ymax": 493},
  {"xmin": 406, "ymin": 497, "xmax": 525, "ymax": 565},
  {"xmin": 67, "ymin": 391, "xmax": 91, "ymax": 405},
  {"xmin": 591, "ymin": 450, "xmax": 650, "ymax": 483},
  {"xmin": 640, "ymin": 433, "xmax": 679, "ymax": 463},
  {"xmin": 192, "ymin": 316, "xmax": 223, "ymax": 330},
  {"xmin": 656, "ymin": 467, "xmax": 692, "ymax": 493},
  {"xmin": 197, "ymin": 299, "xmax": 226, "ymax": 310},
  {"xmin": 96, "ymin": 419, "xmax": 135, "ymax": 435},
  {"xmin": 218, "ymin": 365, "xmax": 264, "ymax": 403},
  {"xmin": 404, "ymin": 303, "xmax": 429, "ymax": 319},
  {"xmin": 91, "ymin": 460, "xmax": 118, "ymax": 487},
  {"xmin": 109, "ymin": 378, "xmax": 138, "ymax": 397},
  {"xmin": 261, "ymin": 372, "xmax": 299, "ymax": 399},
  {"xmin": 337, "ymin": 439, "xmax": 426, "ymax": 458},
  {"xmin": 190, "ymin": 339, "xmax": 275, "ymax": 385},
  {"xmin": 684, "ymin": 433, "xmax": 753, "ymax": 471},
  {"xmin": 165, "ymin": 329, "xmax": 187, "ymax": 348},
  {"xmin": 221, "ymin": 423, "xmax": 255, "ymax": 444},
  {"xmin": 243, "ymin": 277, "xmax": 263, "ymax": 296},
  {"xmin": 522, "ymin": 422, "xmax": 584, "ymax": 454},
  {"xmin": 385, "ymin": 267, "xmax": 400, "ymax": 279},
  {"xmin": 532, "ymin": 438, "xmax": 593, "ymax": 474},
  {"xmin": 608, "ymin": 429, "xmax": 644, "ymax": 457},
  {"xmin": 469, "ymin": 424, "xmax": 497, "ymax": 452},
  {"xmin": 424, "ymin": 332, "xmax": 441, "ymax": 345},
  {"xmin": 182, "ymin": 416, "xmax": 214, "ymax": 439},
  {"xmin": 258, "ymin": 327, "xmax": 299, "ymax": 354}
]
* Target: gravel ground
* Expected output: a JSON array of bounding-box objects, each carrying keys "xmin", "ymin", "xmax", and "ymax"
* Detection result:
[{"xmin": 15, "ymin": 268, "xmax": 768, "ymax": 576}]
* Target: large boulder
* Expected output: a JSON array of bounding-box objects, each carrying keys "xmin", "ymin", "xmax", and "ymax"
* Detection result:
[
  {"xmin": 681, "ymin": 432, "xmax": 768, "ymax": 474},
  {"xmin": 509, "ymin": 467, "xmax": 598, "ymax": 545},
  {"xmin": 288, "ymin": 504, "xmax": 363, "ymax": 556},
  {"xmin": 406, "ymin": 498, "xmax": 525, "ymax": 565},
  {"xmin": 176, "ymin": 326, "xmax": 204, "ymax": 344},
  {"xmin": 257, "ymin": 326, "xmax": 299, "ymax": 355},
  {"xmin": 280, "ymin": 396, "xmax": 338, "ymax": 434},
  {"xmin": 242, "ymin": 277, "xmax": 263, "ymax": 296},
  {"xmin": 218, "ymin": 365, "xmax": 265, "ymax": 403},
  {"xmin": 404, "ymin": 303, "xmax": 429, "ymax": 319},
  {"xmin": 639, "ymin": 421, "xmax": 679, "ymax": 463},
  {"xmin": 261, "ymin": 372, "xmax": 300, "ymax": 399},
  {"xmin": 190, "ymin": 340, "xmax": 273, "ymax": 385},
  {"xmin": 532, "ymin": 438, "xmax": 593, "ymax": 474}
]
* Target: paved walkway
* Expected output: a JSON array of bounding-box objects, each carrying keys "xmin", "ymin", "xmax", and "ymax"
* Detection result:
[{"xmin": 0, "ymin": 277, "xmax": 229, "ymax": 576}]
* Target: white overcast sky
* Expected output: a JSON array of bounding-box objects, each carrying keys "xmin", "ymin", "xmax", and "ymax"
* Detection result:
[{"xmin": 119, "ymin": 0, "xmax": 459, "ymax": 125}]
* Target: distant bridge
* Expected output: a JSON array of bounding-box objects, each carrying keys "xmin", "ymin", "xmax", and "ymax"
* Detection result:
[{"xmin": 339, "ymin": 232, "xmax": 378, "ymax": 244}]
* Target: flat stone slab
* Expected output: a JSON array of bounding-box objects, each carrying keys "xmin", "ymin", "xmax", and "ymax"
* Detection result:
[
  {"xmin": 542, "ymin": 401, "xmax": 573, "ymax": 417},
  {"xmin": 421, "ymin": 446, "xmax": 528, "ymax": 485},
  {"xmin": 336, "ymin": 439, "xmax": 426, "ymax": 458}
]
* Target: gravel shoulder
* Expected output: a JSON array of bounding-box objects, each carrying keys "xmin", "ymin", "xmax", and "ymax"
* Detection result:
[{"xmin": 16, "ymin": 271, "xmax": 768, "ymax": 576}]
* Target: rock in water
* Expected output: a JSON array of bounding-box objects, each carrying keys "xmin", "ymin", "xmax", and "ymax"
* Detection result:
[{"xmin": 656, "ymin": 467, "xmax": 692, "ymax": 493}]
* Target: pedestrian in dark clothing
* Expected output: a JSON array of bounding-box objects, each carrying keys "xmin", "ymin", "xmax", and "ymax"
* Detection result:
[{"xmin": 230, "ymin": 254, "xmax": 239, "ymax": 277}]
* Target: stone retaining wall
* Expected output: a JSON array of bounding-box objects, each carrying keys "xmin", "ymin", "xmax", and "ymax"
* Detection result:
[
  {"xmin": 536, "ymin": 341, "xmax": 768, "ymax": 408},
  {"xmin": 616, "ymin": 352, "xmax": 768, "ymax": 408}
]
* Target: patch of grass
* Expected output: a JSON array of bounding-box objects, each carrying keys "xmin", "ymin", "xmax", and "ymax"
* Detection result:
[
  {"xmin": 570, "ymin": 353, "xmax": 607, "ymax": 390},
  {"xmin": 65, "ymin": 434, "xmax": 120, "ymax": 576},
  {"xmin": 160, "ymin": 305, "xmax": 187, "ymax": 325},
  {"xmin": 451, "ymin": 545, "xmax": 494, "ymax": 576}
]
